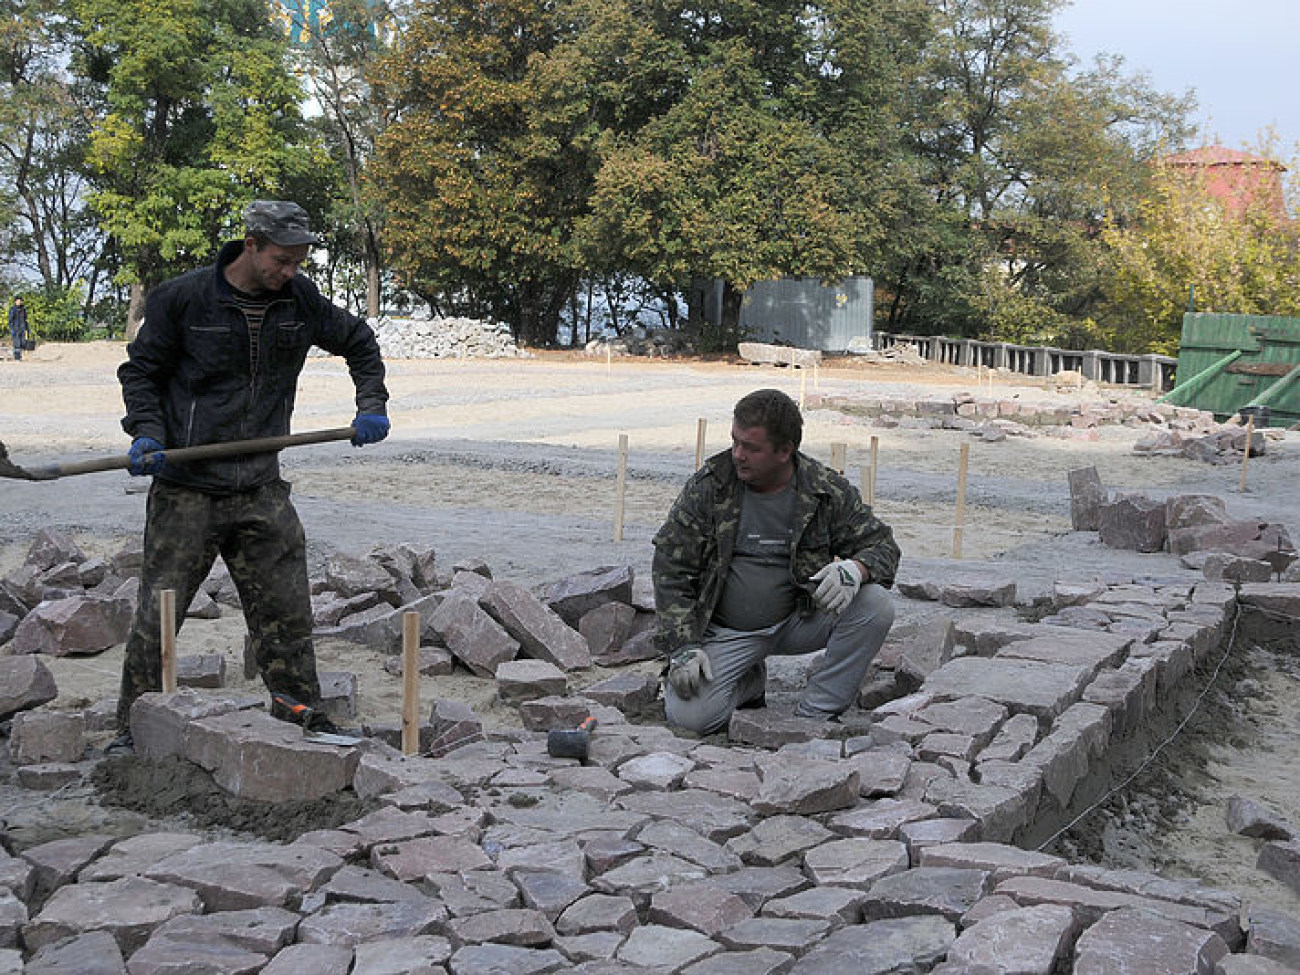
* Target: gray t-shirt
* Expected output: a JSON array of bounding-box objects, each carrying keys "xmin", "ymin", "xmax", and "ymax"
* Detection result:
[{"xmin": 712, "ymin": 484, "xmax": 798, "ymax": 630}]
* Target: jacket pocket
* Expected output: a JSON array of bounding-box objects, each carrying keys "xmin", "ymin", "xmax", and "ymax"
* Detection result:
[{"xmin": 185, "ymin": 322, "xmax": 234, "ymax": 377}]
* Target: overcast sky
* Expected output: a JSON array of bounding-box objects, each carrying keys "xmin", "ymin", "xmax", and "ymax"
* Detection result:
[{"xmin": 1053, "ymin": 0, "xmax": 1300, "ymax": 152}]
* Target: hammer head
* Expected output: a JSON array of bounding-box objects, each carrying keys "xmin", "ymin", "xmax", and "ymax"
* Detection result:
[{"xmin": 547, "ymin": 715, "xmax": 597, "ymax": 761}]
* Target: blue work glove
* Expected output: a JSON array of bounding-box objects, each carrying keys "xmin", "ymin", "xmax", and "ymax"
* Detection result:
[
  {"xmin": 127, "ymin": 437, "xmax": 166, "ymax": 476},
  {"xmin": 351, "ymin": 414, "xmax": 390, "ymax": 446}
]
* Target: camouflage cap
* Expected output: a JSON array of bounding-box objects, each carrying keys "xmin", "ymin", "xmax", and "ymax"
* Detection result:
[{"xmin": 243, "ymin": 200, "xmax": 319, "ymax": 247}]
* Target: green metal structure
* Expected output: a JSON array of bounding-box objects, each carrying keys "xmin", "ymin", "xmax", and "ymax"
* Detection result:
[{"xmin": 1159, "ymin": 313, "xmax": 1300, "ymax": 427}]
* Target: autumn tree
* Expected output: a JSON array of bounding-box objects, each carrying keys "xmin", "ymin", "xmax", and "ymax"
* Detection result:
[
  {"xmin": 1101, "ymin": 156, "xmax": 1300, "ymax": 353},
  {"xmin": 884, "ymin": 0, "xmax": 1194, "ymax": 340}
]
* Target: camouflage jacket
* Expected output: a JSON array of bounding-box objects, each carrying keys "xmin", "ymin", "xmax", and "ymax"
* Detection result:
[{"xmin": 651, "ymin": 449, "xmax": 900, "ymax": 657}]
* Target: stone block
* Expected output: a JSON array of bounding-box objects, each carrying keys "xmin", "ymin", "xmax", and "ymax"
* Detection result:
[
  {"xmin": 579, "ymin": 672, "xmax": 659, "ymax": 714},
  {"xmin": 176, "ymin": 653, "xmax": 226, "ymax": 688},
  {"xmin": 923, "ymin": 657, "xmax": 1091, "ymax": 719},
  {"xmin": 426, "ymin": 698, "xmax": 485, "ymax": 758},
  {"xmin": 22, "ymin": 876, "xmax": 202, "ymax": 956},
  {"xmin": 22, "ymin": 930, "xmax": 126, "ymax": 975},
  {"xmin": 0, "ymin": 655, "xmax": 57, "ymax": 719},
  {"xmin": 144, "ymin": 840, "xmax": 342, "ymax": 912},
  {"xmin": 1068, "ymin": 466, "xmax": 1107, "ymax": 531},
  {"xmin": 183, "ymin": 708, "xmax": 361, "ymax": 801},
  {"xmin": 8, "ymin": 594, "xmax": 132, "ymax": 656},
  {"xmin": 1099, "ymin": 494, "xmax": 1167, "ymax": 552},
  {"xmin": 130, "ymin": 689, "xmax": 244, "ymax": 761},
  {"xmin": 578, "ymin": 602, "xmax": 637, "ymax": 657},
  {"xmin": 429, "ymin": 591, "xmax": 519, "ymax": 677},
  {"xmin": 1073, "ymin": 905, "xmax": 1228, "ymax": 974},
  {"xmin": 537, "ymin": 565, "xmax": 634, "ymax": 628},
  {"xmin": 319, "ymin": 670, "xmax": 358, "ymax": 720},
  {"xmin": 8, "ymin": 709, "xmax": 85, "ymax": 765},
  {"xmin": 946, "ymin": 902, "xmax": 1077, "ymax": 972},
  {"xmin": 496, "ymin": 658, "xmax": 568, "ymax": 703},
  {"xmin": 259, "ymin": 944, "xmax": 352, "ymax": 975},
  {"xmin": 482, "ymin": 580, "xmax": 592, "ymax": 671}
]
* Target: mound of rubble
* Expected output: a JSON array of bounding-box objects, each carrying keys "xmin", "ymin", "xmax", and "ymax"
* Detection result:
[
  {"xmin": 365, "ymin": 315, "xmax": 529, "ymax": 359},
  {"xmin": 584, "ymin": 327, "xmax": 695, "ymax": 359}
]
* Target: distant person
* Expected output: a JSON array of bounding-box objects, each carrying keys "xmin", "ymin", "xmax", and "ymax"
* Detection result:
[
  {"xmin": 653, "ymin": 388, "xmax": 900, "ymax": 735},
  {"xmin": 8, "ymin": 297, "xmax": 27, "ymax": 361},
  {"xmin": 111, "ymin": 200, "xmax": 390, "ymax": 752}
]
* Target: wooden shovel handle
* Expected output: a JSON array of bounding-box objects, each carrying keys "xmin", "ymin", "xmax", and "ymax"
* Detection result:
[{"xmin": 26, "ymin": 427, "xmax": 357, "ymax": 481}]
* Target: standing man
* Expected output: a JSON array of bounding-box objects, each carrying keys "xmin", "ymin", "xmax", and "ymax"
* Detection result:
[
  {"xmin": 8, "ymin": 297, "xmax": 27, "ymax": 361},
  {"xmin": 112, "ymin": 200, "xmax": 390, "ymax": 751},
  {"xmin": 653, "ymin": 388, "xmax": 898, "ymax": 735}
]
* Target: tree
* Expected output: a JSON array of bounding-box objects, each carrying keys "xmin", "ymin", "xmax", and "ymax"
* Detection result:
[
  {"xmin": 1101, "ymin": 156, "xmax": 1300, "ymax": 353},
  {"xmin": 0, "ymin": 0, "xmax": 107, "ymax": 304},
  {"xmin": 579, "ymin": 0, "xmax": 931, "ymax": 346},
  {"xmin": 883, "ymin": 0, "xmax": 1194, "ymax": 339},
  {"xmin": 372, "ymin": 0, "xmax": 598, "ymax": 345},
  {"xmin": 289, "ymin": 0, "xmax": 395, "ymax": 319},
  {"xmin": 72, "ymin": 0, "xmax": 326, "ymax": 332}
]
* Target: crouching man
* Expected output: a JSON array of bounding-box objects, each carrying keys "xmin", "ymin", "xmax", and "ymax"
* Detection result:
[{"xmin": 653, "ymin": 388, "xmax": 899, "ymax": 734}]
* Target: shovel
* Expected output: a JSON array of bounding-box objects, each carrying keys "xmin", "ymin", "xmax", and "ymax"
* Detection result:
[{"xmin": 0, "ymin": 427, "xmax": 357, "ymax": 481}]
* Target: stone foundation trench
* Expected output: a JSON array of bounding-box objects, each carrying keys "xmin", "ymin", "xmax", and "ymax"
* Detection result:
[{"xmin": 5, "ymin": 515, "xmax": 1300, "ymax": 975}]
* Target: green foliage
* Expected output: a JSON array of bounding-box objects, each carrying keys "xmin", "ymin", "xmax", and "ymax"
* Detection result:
[
  {"xmin": 1101, "ymin": 159, "xmax": 1300, "ymax": 354},
  {"xmin": 73, "ymin": 0, "xmax": 323, "ymax": 295},
  {"xmin": 21, "ymin": 283, "xmax": 89, "ymax": 341}
]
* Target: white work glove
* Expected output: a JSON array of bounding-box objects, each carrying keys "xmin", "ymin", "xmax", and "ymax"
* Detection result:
[
  {"xmin": 667, "ymin": 645, "xmax": 713, "ymax": 699},
  {"xmin": 810, "ymin": 559, "xmax": 864, "ymax": 615}
]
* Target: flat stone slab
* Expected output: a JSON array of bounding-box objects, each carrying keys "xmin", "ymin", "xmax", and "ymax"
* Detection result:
[
  {"xmin": 144, "ymin": 840, "xmax": 342, "ymax": 912},
  {"xmin": 922, "ymin": 657, "xmax": 1092, "ymax": 718},
  {"xmin": 22, "ymin": 876, "xmax": 203, "ymax": 955}
]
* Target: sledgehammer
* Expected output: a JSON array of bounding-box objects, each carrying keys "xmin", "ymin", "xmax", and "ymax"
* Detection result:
[{"xmin": 547, "ymin": 715, "xmax": 597, "ymax": 762}]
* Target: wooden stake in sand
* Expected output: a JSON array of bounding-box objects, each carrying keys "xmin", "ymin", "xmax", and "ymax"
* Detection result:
[
  {"xmin": 1239, "ymin": 415, "xmax": 1256, "ymax": 493},
  {"xmin": 866, "ymin": 436, "xmax": 879, "ymax": 506},
  {"xmin": 695, "ymin": 418, "xmax": 707, "ymax": 470},
  {"xmin": 614, "ymin": 433, "xmax": 629, "ymax": 541},
  {"xmin": 160, "ymin": 588, "xmax": 177, "ymax": 693},
  {"xmin": 953, "ymin": 442, "xmax": 970, "ymax": 559},
  {"xmin": 799, "ymin": 365, "xmax": 807, "ymax": 412},
  {"xmin": 402, "ymin": 610, "xmax": 420, "ymax": 756},
  {"xmin": 830, "ymin": 442, "xmax": 847, "ymax": 475}
]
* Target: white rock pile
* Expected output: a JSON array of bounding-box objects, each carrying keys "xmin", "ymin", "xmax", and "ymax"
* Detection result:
[{"xmin": 367, "ymin": 315, "xmax": 528, "ymax": 359}]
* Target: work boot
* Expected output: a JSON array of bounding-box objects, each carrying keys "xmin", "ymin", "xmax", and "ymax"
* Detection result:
[{"xmin": 105, "ymin": 731, "xmax": 134, "ymax": 754}]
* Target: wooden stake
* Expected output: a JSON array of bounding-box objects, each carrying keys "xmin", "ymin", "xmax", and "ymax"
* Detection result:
[
  {"xmin": 160, "ymin": 588, "xmax": 177, "ymax": 693},
  {"xmin": 799, "ymin": 366, "xmax": 806, "ymax": 411},
  {"xmin": 830, "ymin": 442, "xmax": 846, "ymax": 474},
  {"xmin": 401, "ymin": 611, "xmax": 420, "ymax": 756},
  {"xmin": 813, "ymin": 362, "xmax": 820, "ymax": 390},
  {"xmin": 613, "ymin": 433, "xmax": 628, "ymax": 541},
  {"xmin": 868, "ymin": 436, "xmax": 879, "ymax": 506},
  {"xmin": 953, "ymin": 442, "xmax": 970, "ymax": 559},
  {"xmin": 606, "ymin": 343, "xmax": 612, "ymax": 375},
  {"xmin": 695, "ymin": 417, "xmax": 707, "ymax": 470},
  {"xmin": 1239, "ymin": 415, "xmax": 1256, "ymax": 493}
]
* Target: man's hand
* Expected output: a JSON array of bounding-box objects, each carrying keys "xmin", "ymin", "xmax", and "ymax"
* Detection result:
[
  {"xmin": 667, "ymin": 645, "xmax": 713, "ymax": 700},
  {"xmin": 810, "ymin": 559, "xmax": 864, "ymax": 614},
  {"xmin": 127, "ymin": 437, "xmax": 166, "ymax": 476},
  {"xmin": 351, "ymin": 414, "xmax": 390, "ymax": 446}
]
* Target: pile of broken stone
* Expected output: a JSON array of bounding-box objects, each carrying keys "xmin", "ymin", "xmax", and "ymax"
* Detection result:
[
  {"xmin": 342, "ymin": 315, "xmax": 527, "ymax": 360},
  {"xmin": 6, "ymin": 527, "xmax": 1300, "ymax": 971}
]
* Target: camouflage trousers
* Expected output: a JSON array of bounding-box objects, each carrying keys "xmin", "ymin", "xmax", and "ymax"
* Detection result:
[{"xmin": 116, "ymin": 478, "xmax": 320, "ymax": 732}]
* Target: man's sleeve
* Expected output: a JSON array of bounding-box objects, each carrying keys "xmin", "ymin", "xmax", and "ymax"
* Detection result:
[
  {"xmin": 309, "ymin": 292, "xmax": 389, "ymax": 416},
  {"xmin": 117, "ymin": 286, "xmax": 181, "ymax": 443},
  {"xmin": 651, "ymin": 476, "xmax": 711, "ymax": 655},
  {"xmin": 834, "ymin": 480, "xmax": 901, "ymax": 588}
]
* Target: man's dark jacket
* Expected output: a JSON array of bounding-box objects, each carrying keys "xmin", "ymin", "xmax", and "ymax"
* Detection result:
[{"xmin": 118, "ymin": 240, "xmax": 388, "ymax": 494}]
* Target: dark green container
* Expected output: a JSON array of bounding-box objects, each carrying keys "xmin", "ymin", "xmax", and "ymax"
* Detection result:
[{"xmin": 1160, "ymin": 313, "xmax": 1300, "ymax": 427}]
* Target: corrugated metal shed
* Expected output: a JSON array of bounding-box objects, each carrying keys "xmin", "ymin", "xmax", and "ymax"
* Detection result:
[{"xmin": 699, "ymin": 277, "xmax": 875, "ymax": 352}]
